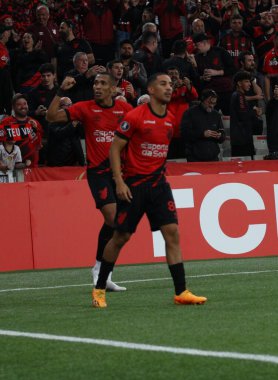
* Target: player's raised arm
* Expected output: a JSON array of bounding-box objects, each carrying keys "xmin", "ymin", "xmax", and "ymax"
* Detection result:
[
  {"xmin": 110, "ymin": 135, "xmax": 132, "ymax": 202},
  {"xmin": 46, "ymin": 76, "xmax": 76, "ymax": 123}
]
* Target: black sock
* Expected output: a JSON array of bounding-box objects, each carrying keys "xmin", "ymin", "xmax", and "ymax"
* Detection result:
[
  {"xmin": 96, "ymin": 259, "xmax": 115, "ymax": 289},
  {"xmin": 169, "ymin": 262, "xmax": 186, "ymax": 295},
  {"xmin": 96, "ymin": 223, "xmax": 114, "ymax": 261}
]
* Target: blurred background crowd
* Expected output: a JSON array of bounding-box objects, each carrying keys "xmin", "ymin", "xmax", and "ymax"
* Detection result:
[{"xmin": 0, "ymin": 0, "xmax": 277, "ymax": 173}]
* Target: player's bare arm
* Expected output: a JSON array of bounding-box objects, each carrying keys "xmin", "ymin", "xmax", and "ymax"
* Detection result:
[
  {"xmin": 46, "ymin": 76, "xmax": 76, "ymax": 123},
  {"xmin": 110, "ymin": 135, "xmax": 133, "ymax": 202}
]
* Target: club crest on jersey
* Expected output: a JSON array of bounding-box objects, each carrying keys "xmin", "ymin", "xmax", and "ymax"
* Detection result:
[{"xmin": 120, "ymin": 121, "xmax": 130, "ymax": 132}]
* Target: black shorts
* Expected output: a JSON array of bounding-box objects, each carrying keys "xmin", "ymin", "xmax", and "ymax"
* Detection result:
[
  {"xmin": 87, "ymin": 169, "xmax": 116, "ymax": 209},
  {"xmin": 115, "ymin": 181, "xmax": 178, "ymax": 233}
]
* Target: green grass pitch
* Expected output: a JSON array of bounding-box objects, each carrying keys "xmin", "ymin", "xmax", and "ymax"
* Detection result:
[{"xmin": 0, "ymin": 257, "xmax": 277, "ymax": 380}]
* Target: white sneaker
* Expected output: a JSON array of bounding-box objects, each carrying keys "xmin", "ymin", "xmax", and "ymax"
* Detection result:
[{"xmin": 91, "ymin": 265, "xmax": 126, "ymax": 292}]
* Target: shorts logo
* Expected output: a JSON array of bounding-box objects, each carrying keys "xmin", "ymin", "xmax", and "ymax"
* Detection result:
[
  {"xmin": 167, "ymin": 201, "xmax": 176, "ymax": 212},
  {"xmin": 117, "ymin": 211, "xmax": 127, "ymax": 225},
  {"xmin": 120, "ymin": 121, "xmax": 130, "ymax": 132},
  {"xmin": 99, "ymin": 187, "xmax": 108, "ymax": 200}
]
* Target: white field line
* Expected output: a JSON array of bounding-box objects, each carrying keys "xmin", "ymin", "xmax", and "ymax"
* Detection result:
[
  {"xmin": 0, "ymin": 329, "xmax": 277, "ymax": 365},
  {"xmin": 0, "ymin": 269, "xmax": 277, "ymax": 294}
]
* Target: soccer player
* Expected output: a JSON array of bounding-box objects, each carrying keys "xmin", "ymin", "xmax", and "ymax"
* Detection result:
[
  {"xmin": 46, "ymin": 72, "xmax": 132, "ymax": 291},
  {"xmin": 92, "ymin": 73, "xmax": 207, "ymax": 308}
]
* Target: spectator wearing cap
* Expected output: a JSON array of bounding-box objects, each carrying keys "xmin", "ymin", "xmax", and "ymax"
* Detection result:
[
  {"xmin": 27, "ymin": 5, "xmax": 59, "ymax": 61},
  {"xmin": 263, "ymin": 32, "xmax": 278, "ymax": 101},
  {"xmin": 10, "ymin": 32, "xmax": 48, "ymax": 93},
  {"xmin": 0, "ymin": 23, "xmax": 14, "ymax": 116},
  {"xmin": 153, "ymin": 0, "xmax": 186, "ymax": 58},
  {"xmin": 162, "ymin": 39, "xmax": 199, "ymax": 87},
  {"xmin": 193, "ymin": 32, "xmax": 236, "ymax": 115},
  {"xmin": 180, "ymin": 88, "xmax": 225, "ymax": 162},
  {"xmin": 47, "ymin": 96, "xmax": 85, "ymax": 166},
  {"xmin": 53, "ymin": 19, "xmax": 94, "ymax": 84},
  {"xmin": 230, "ymin": 71, "xmax": 263, "ymax": 158}
]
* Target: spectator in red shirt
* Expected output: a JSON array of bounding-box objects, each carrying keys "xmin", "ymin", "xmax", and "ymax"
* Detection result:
[
  {"xmin": 28, "ymin": 4, "xmax": 59, "ymax": 61},
  {"xmin": 166, "ymin": 66, "xmax": 198, "ymax": 158},
  {"xmin": 0, "ymin": 24, "xmax": 13, "ymax": 116},
  {"xmin": 263, "ymin": 32, "xmax": 278, "ymax": 101},
  {"xmin": 154, "ymin": 0, "xmax": 186, "ymax": 58},
  {"xmin": 0, "ymin": 93, "xmax": 42, "ymax": 167},
  {"xmin": 107, "ymin": 59, "xmax": 137, "ymax": 104}
]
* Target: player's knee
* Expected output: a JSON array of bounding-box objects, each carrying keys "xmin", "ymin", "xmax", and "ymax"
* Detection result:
[
  {"xmin": 114, "ymin": 231, "xmax": 131, "ymax": 248},
  {"xmin": 163, "ymin": 224, "xmax": 180, "ymax": 246}
]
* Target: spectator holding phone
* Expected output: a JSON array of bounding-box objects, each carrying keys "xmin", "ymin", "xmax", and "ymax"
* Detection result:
[{"xmin": 180, "ymin": 89, "xmax": 225, "ymax": 162}]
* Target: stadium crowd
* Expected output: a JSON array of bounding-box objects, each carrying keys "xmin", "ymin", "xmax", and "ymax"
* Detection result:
[{"xmin": 0, "ymin": 0, "xmax": 278, "ymax": 170}]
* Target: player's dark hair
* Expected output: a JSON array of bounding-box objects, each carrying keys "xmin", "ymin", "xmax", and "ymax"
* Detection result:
[
  {"xmin": 147, "ymin": 72, "xmax": 169, "ymax": 88},
  {"xmin": 94, "ymin": 72, "xmax": 116, "ymax": 86}
]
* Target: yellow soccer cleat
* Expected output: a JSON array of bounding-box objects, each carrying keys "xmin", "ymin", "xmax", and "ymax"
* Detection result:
[
  {"xmin": 92, "ymin": 288, "xmax": 107, "ymax": 308},
  {"xmin": 174, "ymin": 290, "xmax": 207, "ymax": 305}
]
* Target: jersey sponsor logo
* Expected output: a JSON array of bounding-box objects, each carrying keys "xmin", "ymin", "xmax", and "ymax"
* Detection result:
[
  {"xmin": 141, "ymin": 142, "xmax": 168, "ymax": 158},
  {"xmin": 143, "ymin": 120, "xmax": 155, "ymax": 124},
  {"xmin": 120, "ymin": 121, "xmax": 130, "ymax": 131},
  {"xmin": 113, "ymin": 111, "xmax": 124, "ymax": 114},
  {"xmin": 93, "ymin": 130, "xmax": 114, "ymax": 142},
  {"xmin": 92, "ymin": 109, "xmax": 102, "ymax": 112},
  {"xmin": 164, "ymin": 122, "xmax": 173, "ymax": 127}
]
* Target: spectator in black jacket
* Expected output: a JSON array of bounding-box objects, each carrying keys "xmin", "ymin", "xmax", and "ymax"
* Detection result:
[
  {"xmin": 193, "ymin": 32, "xmax": 236, "ymax": 115},
  {"xmin": 265, "ymin": 85, "xmax": 278, "ymax": 157},
  {"xmin": 180, "ymin": 89, "xmax": 225, "ymax": 162},
  {"xmin": 47, "ymin": 97, "xmax": 85, "ymax": 166},
  {"xmin": 133, "ymin": 31, "xmax": 162, "ymax": 77},
  {"xmin": 230, "ymin": 71, "xmax": 262, "ymax": 158}
]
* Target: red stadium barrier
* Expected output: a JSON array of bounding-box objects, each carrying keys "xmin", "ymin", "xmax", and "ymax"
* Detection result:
[{"xmin": 0, "ymin": 171, "xmax": 278, "ymax": 272}]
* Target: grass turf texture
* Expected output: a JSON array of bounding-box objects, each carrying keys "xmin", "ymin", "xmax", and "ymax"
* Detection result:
[{"xmin": 0, "ymin": 257, "xmax": 277, "ymax": 380}]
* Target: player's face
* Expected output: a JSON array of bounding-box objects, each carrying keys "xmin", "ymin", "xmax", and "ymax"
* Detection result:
[
  {"xmin": 13, "ymin": 99, "xmax": 29, "ymax": 117},
  {"xmin": 93, "ymin": 74, "xmax": 114, "ymax": 102},
  {"xmin": 148, "ymin": 75, "xmax": 173, "ymax": 104}
]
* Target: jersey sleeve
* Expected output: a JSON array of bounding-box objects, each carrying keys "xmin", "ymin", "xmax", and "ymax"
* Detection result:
[
  {"xmin": 115, "ymin": 111, "xmax": 138, "ymax": 141},
  {"xmin": 66, "ymin": 102, "xmax": 86, "ymax": 123}
]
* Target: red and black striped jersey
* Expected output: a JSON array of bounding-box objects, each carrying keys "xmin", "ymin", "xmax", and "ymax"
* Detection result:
[
  {"xmin": 67, "ymin": 99, "xmax": 132, "ymax": 172},
  {"xmin": 115, "ymin": 103, "xmax": 175, "ymax": 185},
  {"xmin": 220, "ymin": 32, "xmax": 253, "ymax": 69}
]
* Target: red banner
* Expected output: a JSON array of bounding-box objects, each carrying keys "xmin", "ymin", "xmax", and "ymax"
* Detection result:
[
  {"xmin": 1, "ymin": 172, "xmax": 278, "ymax": 271},
  {"xmin": 23, "ymin": 160, "xmax": 278, "ymax": 182}
]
